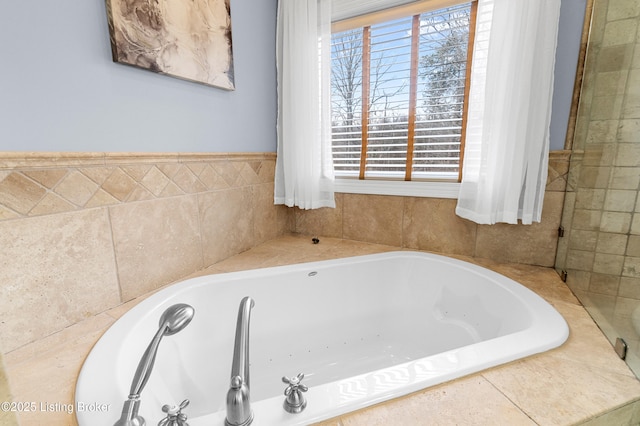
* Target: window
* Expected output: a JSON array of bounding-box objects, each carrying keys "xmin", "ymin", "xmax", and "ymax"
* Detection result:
[{"xmin": 330, "ymin": 1, "xmax": 476, "ymax": 184}]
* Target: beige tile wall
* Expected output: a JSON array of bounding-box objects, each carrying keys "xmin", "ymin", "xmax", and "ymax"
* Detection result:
[
  {"xmin": 0, "ymin": 149, "xmax": 569, "ymax": 404},
  {"xmin": 295, "ymin": 150, "xmax": 570, "ymax": 267},
  {"xmin": 0, "ymin": 152, "xmax": 292, "ymax": 354}
]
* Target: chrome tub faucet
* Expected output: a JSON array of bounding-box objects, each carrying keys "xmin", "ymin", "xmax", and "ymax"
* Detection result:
[{"xmin": 225, "ymin": 296, "xmax": 255, "ymax": 426}]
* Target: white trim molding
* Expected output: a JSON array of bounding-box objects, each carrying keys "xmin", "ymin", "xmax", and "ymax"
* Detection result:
[{"xmin": 334, "ymin": 179, "xmax": 460, "ymax": 199}]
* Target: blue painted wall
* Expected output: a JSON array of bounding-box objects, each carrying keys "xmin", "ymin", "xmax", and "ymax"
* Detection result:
[
  {"xmin": 0, "ymin": 0, "xmax": 583, "ymax": 152},
  {"xmin": 0, "ymin": 0, "xmax": 278, "ymax": 152},
  {"xmin": 550, "ymin": 0, "xmax": 588, "ymax": 151}
]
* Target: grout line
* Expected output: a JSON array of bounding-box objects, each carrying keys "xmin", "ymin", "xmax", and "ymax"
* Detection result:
[
  {"xmin": 105, "ymin": 205, "xmax": 124, "ymax": 304},
  {"xmin": 194, "ymin": 192, "xmax": 206, "ymax": 272},
  {"xmin": 482, "ymin": 375, "xmax": 541, "ymax": 425}
]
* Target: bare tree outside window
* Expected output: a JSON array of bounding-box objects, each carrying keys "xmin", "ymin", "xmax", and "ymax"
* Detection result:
[
  {"xmin": 331, "ymin": 30, "xmax": 363, "ymax": 174},
  {"xmin": 330, "ymin": 3, "xmax": 472, "ymax": 180},
  {"xmin": 416, "ymin": 5, "xmax": 470, "ymax": 176}
]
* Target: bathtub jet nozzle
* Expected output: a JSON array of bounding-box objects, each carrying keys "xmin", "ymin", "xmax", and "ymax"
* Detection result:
[{"xmin": 113, "ymin": 303, "xmax": 195, "ymax": 426}]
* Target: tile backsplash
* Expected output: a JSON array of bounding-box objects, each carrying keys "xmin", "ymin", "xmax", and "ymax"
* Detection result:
[
  {"xmin": 0, "ymin": 150, "xmax": 568, "ymax": 354},
  {"xmin": 0, "ymin": 152, "xmax": 291, "ymax": 353},
  {"xmin": 0, "ymin": 153, "xmax": 278, "ymax": 219},
  {"xmin": 295, "ymin": 150, "xmax": 570, "ymax": 266}
]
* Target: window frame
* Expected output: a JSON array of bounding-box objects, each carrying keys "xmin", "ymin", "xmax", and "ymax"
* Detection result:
[{"xmin": 330, "ymin": 0, "xmax": 477, "ymax": 198}]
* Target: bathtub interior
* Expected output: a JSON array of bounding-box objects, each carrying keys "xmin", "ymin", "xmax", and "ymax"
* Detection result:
[{"xmin": 77, "ymin": 252, "xmax": 566, "ymax": 425}]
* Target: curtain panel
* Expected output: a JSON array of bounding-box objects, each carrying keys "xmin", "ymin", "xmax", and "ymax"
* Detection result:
[
  {"xmin": 274, "ymin": 0, "xmax": 335, "ymax": 209},
  {"xmin": 456, "ymin": 0, "xmax": 562, "ymax": 225}
]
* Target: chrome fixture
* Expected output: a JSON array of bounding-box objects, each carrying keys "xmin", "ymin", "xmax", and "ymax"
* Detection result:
[
  {"xmin": 113, "ymin": 303, "xmax": 195, "ymax": 426},
  {"xmin": 225, "ymin": 297, "xmax": 255, "ymax": 426},
  {"xmin": 282, "ymin": 373, "xmax": 308, "ymax": 414},
  {"xmin": 158, "ymin": 399, "xmax": 190, "ymax": 426},
  {"xmin": 615, "ymin": 337, "xmax": 628, "ymax": 360}
]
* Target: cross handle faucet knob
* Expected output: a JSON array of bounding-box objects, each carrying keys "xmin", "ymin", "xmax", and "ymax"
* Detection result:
[
  {"xmin": 158, "ymin": 399, "xmax": 189, "ymax": 426},
  {"xmin": 282, "ymin": 373, "xmax": 308, "ymax": 414}
]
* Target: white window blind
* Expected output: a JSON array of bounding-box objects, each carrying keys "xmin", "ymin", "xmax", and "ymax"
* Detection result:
[
  {"xmin": 330, "ymin": 2, "xmax": 473, "ymax": 181},
  {"xmin": 332, "ymin": 0, "xmax": 417, "ymax": 22},
  {"xmin": 331, "ymin": 0, "xmax": 467, "ymax": 25}
]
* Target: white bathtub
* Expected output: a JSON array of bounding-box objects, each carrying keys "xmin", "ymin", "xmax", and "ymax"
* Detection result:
[{"xmin": 76, "ymin": 251, "xmax": 569, "ymax": 425}]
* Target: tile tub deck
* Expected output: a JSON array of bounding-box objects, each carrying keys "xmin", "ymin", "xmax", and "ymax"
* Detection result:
[{"xmin": 4, "ymin": 235, "xmax": 640, "ymax": 425}]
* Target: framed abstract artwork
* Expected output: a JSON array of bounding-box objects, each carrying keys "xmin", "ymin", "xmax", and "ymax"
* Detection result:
[{"xmin": 105, "ymin": 0, "xmax": 235, "ymax": 90}]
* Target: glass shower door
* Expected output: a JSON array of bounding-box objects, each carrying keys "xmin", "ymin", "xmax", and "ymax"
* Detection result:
[{"xmin": 555, "ymin": 0, "xmax": 640, "ymax": 376}]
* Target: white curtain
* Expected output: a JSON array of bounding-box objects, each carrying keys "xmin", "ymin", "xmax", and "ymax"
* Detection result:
[
  {"xmin": 274, "ymin": 0, "xmax": 335, "ymax": 209},
  {"xmin": 455, "ymin": 0, "xmax": 562, "ymax": 225}
]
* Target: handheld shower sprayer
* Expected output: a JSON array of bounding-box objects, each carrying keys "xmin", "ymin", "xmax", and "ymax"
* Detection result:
[{"xmin": 113, "ymin": 303, "xmax": 195, "ymax": 426}]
